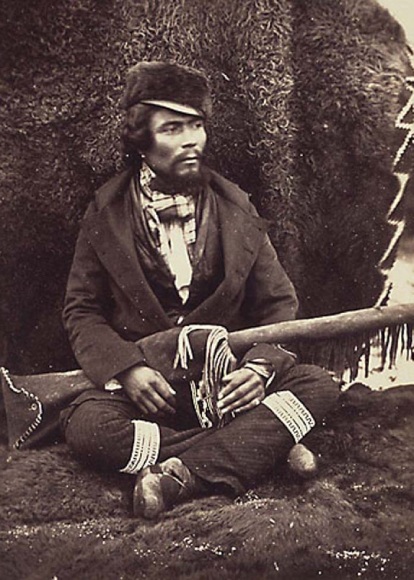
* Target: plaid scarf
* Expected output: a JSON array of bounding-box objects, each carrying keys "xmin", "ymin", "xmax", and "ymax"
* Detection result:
[{"xmin": 138, "ymin": 164, "xmax": 198, "ymax": 303}]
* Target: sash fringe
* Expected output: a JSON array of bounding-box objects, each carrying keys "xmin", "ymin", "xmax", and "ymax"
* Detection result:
[{"xmin": 175, "ymin": 325, "xmax": 236, "ymax": 428}]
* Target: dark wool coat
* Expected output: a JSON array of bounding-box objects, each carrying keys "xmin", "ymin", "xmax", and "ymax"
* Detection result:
[{"xmin": 63, "ymin": 168, "xmax": 298, "ymax": 386}]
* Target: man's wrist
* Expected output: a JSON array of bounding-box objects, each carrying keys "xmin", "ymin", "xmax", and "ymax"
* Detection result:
[
  {"xmin": 108, "ymin": 362, "xmax": 150, "ymax": 391},
  {"xmin": 242, "ymin": 359, "xmax": 275, "ymax": 388}
]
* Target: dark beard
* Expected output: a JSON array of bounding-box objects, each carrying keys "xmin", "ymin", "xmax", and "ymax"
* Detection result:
[{"xmin": 149, "ymin": 163, "xmax": 208, "ymax": 196}]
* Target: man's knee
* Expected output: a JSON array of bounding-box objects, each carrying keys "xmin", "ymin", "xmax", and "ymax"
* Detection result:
[
  {"xmin": 269, "ymin": 363, "xmax": 340, "ymax": 423},
  {"xmin": 61, "ymin": 399, "xmax": 135, "ymax": 471}
]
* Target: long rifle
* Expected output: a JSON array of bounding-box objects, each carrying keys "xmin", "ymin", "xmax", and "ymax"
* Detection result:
[{"xmin": 1, "ymin": 303, "xmax": 413, "ymax": 449}]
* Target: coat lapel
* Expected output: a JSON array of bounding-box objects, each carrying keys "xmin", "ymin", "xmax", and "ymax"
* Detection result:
[
  {"xmin": 184, "ymin": 190, "xmax": 268, "ymax": 324},
  {"xmin": 217, "ymin": 193, "xmax": 268, "ymax": 280},
  {"xmin": 84, "ymin": 172, "xmax": 173, "ymax": 330}
]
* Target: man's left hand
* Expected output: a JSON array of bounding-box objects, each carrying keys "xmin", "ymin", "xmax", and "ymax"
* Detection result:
[{"xmin": 217, "ymin": 368, "xmax": 266, "ymax": 416}]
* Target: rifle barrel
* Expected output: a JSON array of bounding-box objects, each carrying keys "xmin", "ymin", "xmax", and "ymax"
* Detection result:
[{"xmin": 228, "ymin": 303, "xmax": 414, "ymax": 355}]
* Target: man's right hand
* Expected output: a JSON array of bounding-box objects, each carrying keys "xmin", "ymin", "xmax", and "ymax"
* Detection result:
[{"xmin": 117, "ymin": 365, "xmax": 176, "ymax": 417}]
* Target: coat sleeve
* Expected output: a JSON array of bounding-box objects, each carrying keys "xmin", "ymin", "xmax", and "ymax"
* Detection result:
[
  {"xmin": 63, "ymin": 224, "xmax": 147, "ymax": 386},
  {"xmin": 240, "ymin": 233, "xmax": 299, "ymax": 375}
]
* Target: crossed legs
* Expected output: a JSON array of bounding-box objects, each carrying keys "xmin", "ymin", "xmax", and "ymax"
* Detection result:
[{"xmin": 61, "ymin": 364, "xmax": 339, "ymax": 517}]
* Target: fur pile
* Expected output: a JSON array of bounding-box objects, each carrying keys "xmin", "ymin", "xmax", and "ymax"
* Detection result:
[
  {"xmin": 0, "ymin": 0, "xmax": 412, "ymax": 373},
  {"xmin": 1, "ymin": 384, "xmax": 414, "ymax": 579}
]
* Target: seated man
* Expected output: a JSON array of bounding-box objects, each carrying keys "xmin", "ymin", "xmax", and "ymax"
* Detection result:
[{"xmin": 61, "ymin": 61, "xmax": 339, "ymax": 519}]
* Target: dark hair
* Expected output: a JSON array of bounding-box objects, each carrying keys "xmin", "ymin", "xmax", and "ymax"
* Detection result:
[{"xmin": 120, "ymin": 103, "xmax": 154, "ymax": 165}]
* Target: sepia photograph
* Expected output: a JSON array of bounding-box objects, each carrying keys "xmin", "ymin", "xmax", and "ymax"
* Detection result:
[{"xmin": 1, "ymin": 1, "xmax": 413, "ymax": 578}]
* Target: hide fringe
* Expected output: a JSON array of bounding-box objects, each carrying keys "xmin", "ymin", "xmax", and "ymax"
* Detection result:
[{"xmin": 296, "ymin": 323, "xmax": 413, "ymax": 380}]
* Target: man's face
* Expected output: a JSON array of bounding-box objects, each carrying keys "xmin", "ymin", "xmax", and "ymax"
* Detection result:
[{"xmin": 143, "ymin": 108, "xmax": 207, "ymax": 184}]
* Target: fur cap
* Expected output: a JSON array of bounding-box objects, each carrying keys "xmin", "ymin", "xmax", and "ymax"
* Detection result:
[{"xmin": 121, "ymin": 61, "xmax": 212, "ymax": 118}]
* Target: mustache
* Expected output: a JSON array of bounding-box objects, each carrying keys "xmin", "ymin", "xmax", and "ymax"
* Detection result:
[{"xmin": 174, "ymin": 151, "xmax": 204, "ymax": 163}]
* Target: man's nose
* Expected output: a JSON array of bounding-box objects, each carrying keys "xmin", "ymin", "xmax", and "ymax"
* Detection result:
[
  {"xmin": 181, "ymin": 125, "xmax": 204, "ymax": 149},
  {"xmin": 181, "ymin": 128, "xmax": 198, "ymax": 148}
]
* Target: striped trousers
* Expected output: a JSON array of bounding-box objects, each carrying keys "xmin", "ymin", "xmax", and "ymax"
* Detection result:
[{"xmin": 60, "ymin": 364, "xmax": 339, "ymax": 494}]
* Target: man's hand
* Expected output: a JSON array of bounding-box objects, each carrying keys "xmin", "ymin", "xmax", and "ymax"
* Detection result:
[
  {"xmin": 117, "ymin": 365, "xmax": 176, "ymax": 417},
  {"xmin": 217, "ymin": 368, "xmax": 266, "ymax": 416}
]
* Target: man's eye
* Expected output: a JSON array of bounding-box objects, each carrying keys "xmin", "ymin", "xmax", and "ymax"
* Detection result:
[
  {"xmin": 191, "ymin": 120, "xmax": 204, "ymax": 130},
  {"xmin": 162, "ymin": 125, "xmax": 181, "ymax": 134}
]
